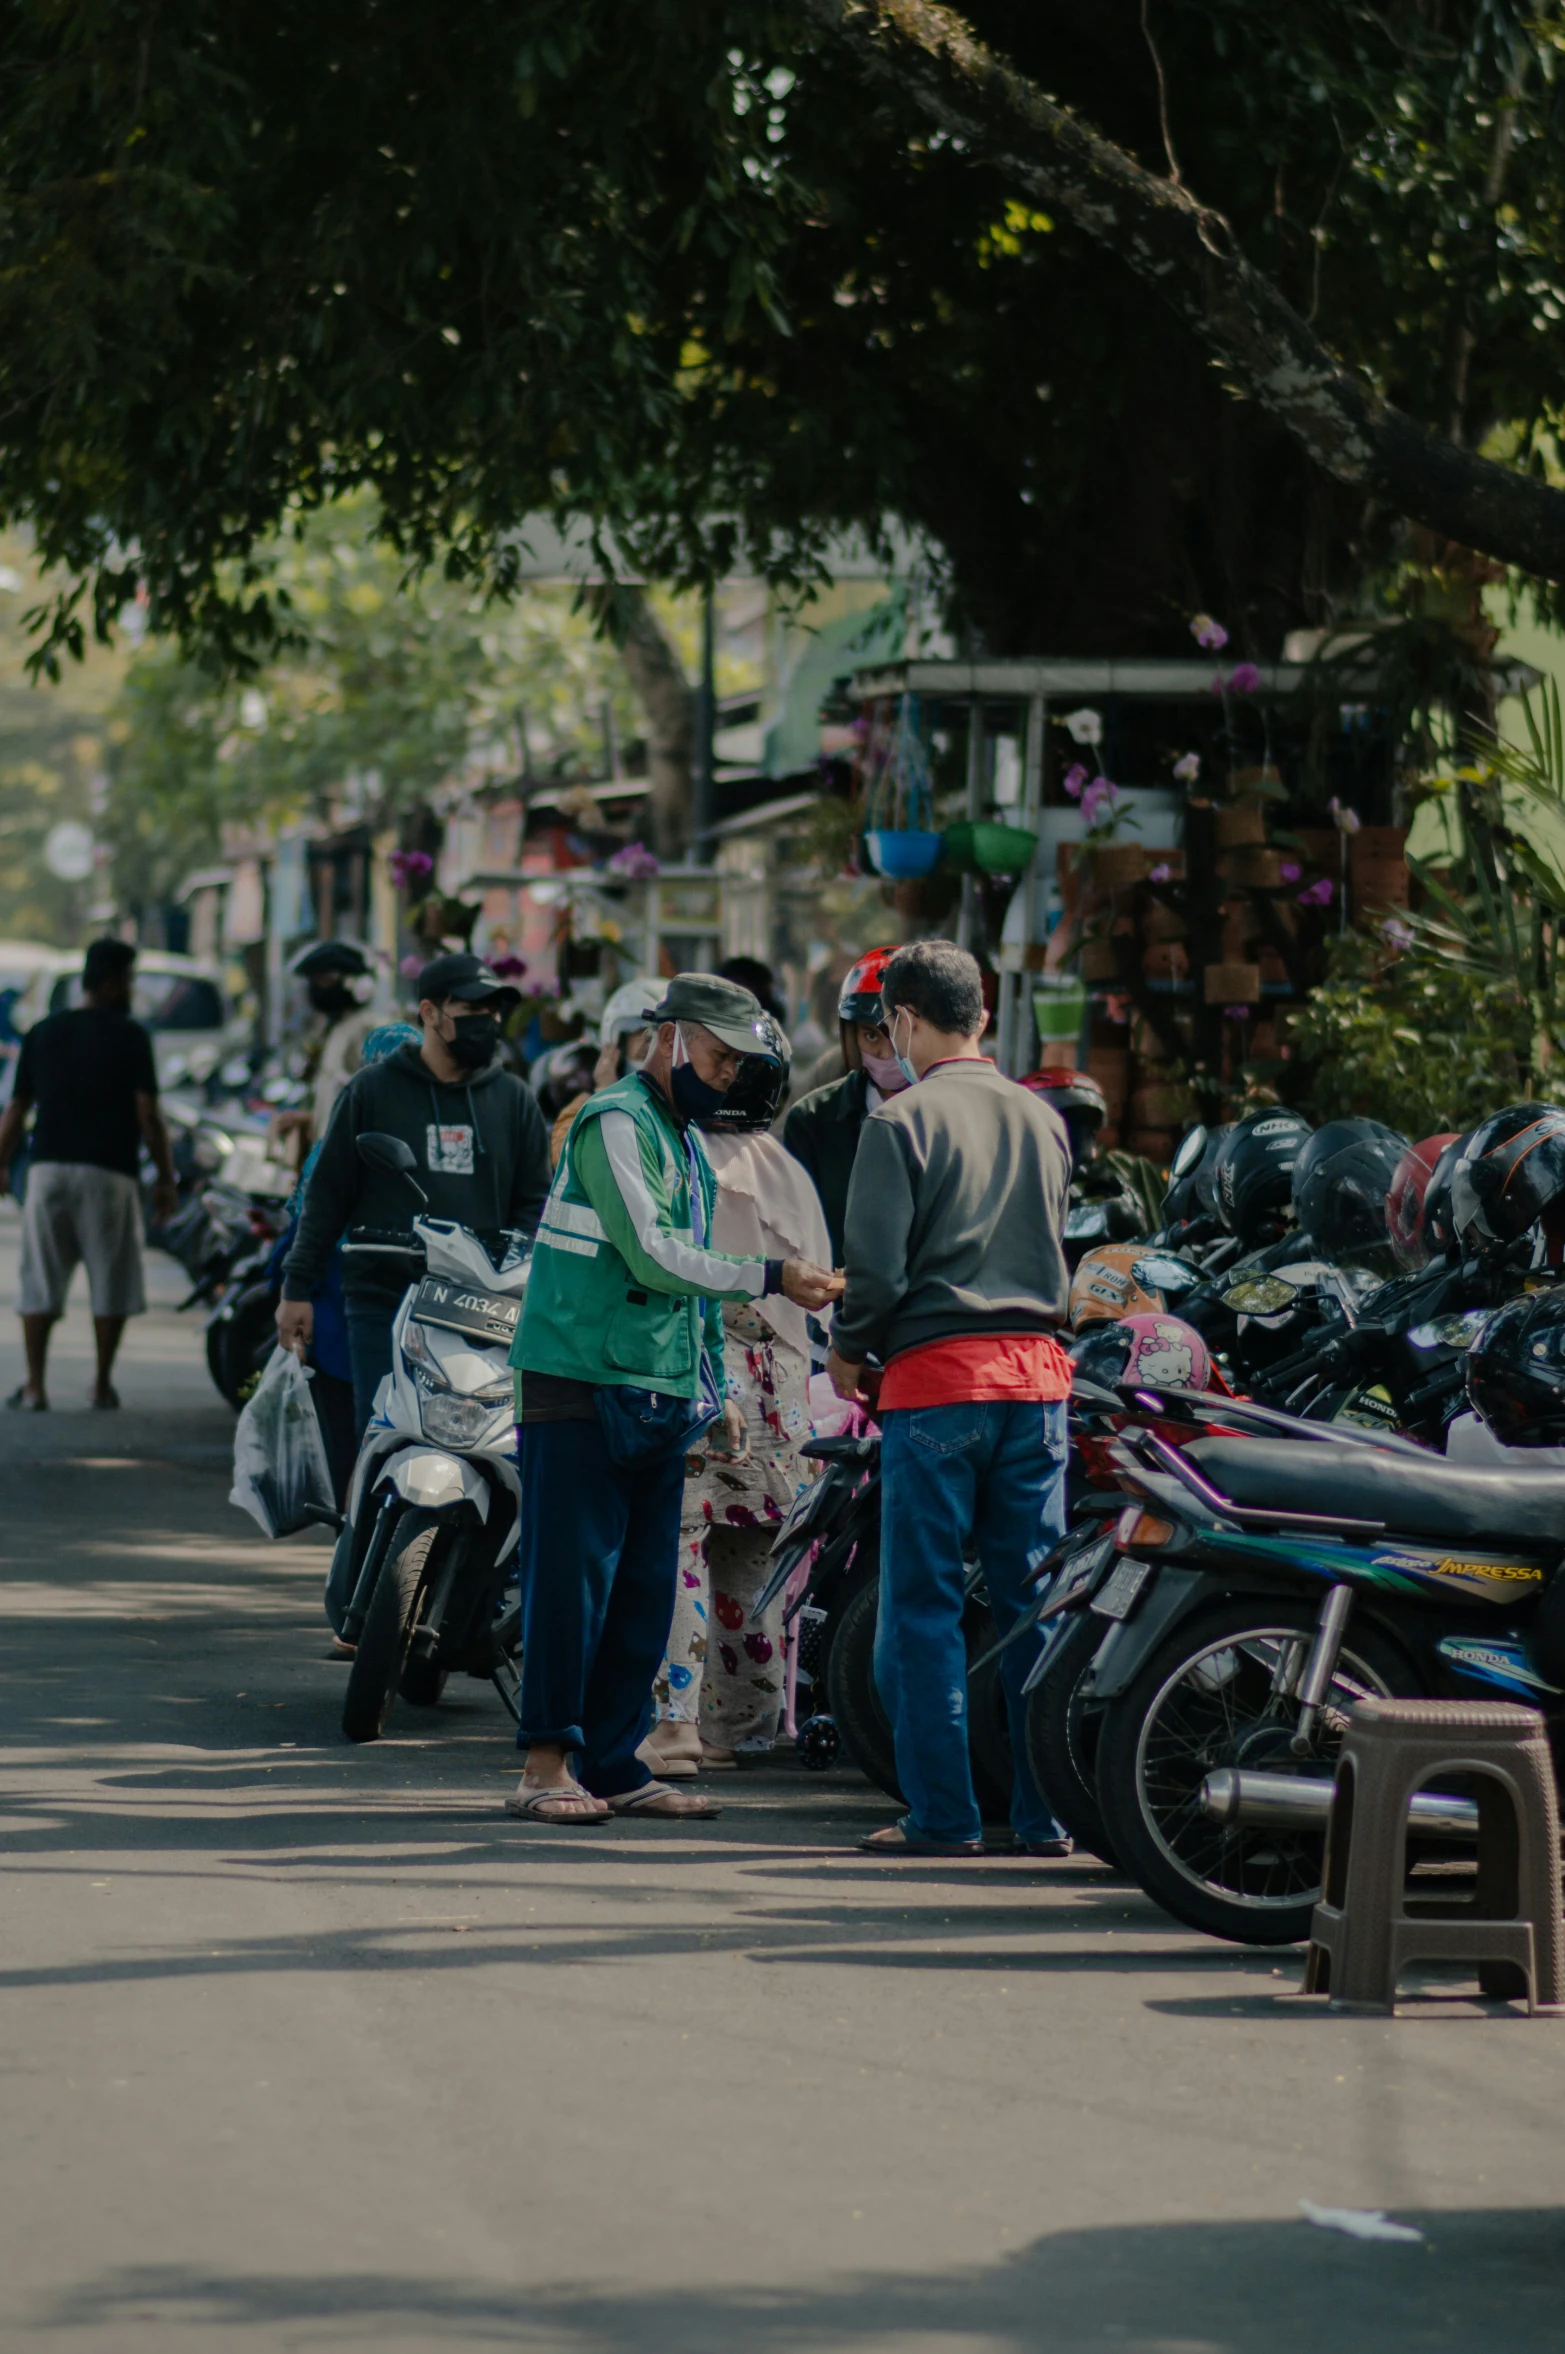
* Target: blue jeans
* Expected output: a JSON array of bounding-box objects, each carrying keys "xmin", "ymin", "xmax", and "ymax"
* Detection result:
[
  {"xmin": 875, "ymin": 1399, "xmax": 1069, "ymax": 1847},
  {"xmin": 516, "ymin": 1416, "xmax": 686, "ymax": 1796}
]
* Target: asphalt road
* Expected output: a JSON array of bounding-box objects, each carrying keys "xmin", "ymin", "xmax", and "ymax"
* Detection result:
[{"xmin": 1, "ymin": 1207, "xmax": 1564, "ymax": 2353}]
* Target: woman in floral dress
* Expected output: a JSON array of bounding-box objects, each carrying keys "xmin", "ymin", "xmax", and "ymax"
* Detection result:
[{"xmin": 642, "ymin": 1051, "xmax": 832, "ymax": 1774}]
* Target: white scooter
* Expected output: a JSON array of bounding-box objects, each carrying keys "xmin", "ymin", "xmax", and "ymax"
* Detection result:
[{"xmin": 332, "ymin": 1130, "xmax": 527, "ymax": 1742}]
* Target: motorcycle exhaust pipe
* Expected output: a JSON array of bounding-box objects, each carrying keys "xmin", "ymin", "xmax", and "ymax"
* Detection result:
[{"xmin": 1199, "ymin": 1767, "xmax": 1479, "ymax": 1840}]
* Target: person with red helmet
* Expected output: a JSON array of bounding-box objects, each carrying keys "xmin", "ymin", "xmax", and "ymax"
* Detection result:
[{"xmin": 782, "ymin": 944, "xmax": 906, "ymax": 1261}]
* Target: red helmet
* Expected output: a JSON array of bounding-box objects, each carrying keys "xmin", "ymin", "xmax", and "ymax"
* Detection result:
[
  {"xmin": 1019, "ymin": 1067, "xmax": 1108, "ymax": 1126},
  {"xmin": 838, "ymin": 946, "xmax": 899, "ymax": 1029},
  {"xmin": 1387, "ymin": 1131, "xmax": 1460, "ymax": 1271}
]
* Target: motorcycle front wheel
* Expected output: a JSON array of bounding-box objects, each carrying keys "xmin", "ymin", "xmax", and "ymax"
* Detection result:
[
  {"xmin": 342, "ymin": 1509, "xmax": 445, "ymax": 1743},
  {"xmin": 1094, "ymin": 1597, "xmax": 1418, "ymax": 1946}
]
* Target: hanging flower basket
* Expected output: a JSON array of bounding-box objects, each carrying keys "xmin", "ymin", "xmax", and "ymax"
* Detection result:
[
  {"xmin": 1090, "ymin": 841, "xmax": 1153, "ymax": 891},
  {"xmin": 941, "ymin": 820, "xmax": 1039, "ymax": 875},
  {"xmin": 1203, "ymin": 961, "xmax": 1261, "ymax": 1006},
  {"xmin": 866, "ymin": 828, "xmax": 943, "ymax": 879},
  {"xmin": 1214, "ymin": 803, "xmax": 1268, "ymax": 850}
]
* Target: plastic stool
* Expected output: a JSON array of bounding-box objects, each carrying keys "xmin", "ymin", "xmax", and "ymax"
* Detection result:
[{"xmin": 1303, "ymin": 1697, "xmax": 1564, "ymax": 2015}]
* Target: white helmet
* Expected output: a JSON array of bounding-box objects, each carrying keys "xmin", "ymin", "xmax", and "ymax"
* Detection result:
[{"xmin": 599, "ymin": 978, "xmax": 662, "ymax": 1051}]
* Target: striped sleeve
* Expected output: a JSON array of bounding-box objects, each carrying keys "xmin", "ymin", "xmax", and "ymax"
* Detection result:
[{"xmin": 573, "ymin": 1110, "xmax": 766, "ymax": 1300}]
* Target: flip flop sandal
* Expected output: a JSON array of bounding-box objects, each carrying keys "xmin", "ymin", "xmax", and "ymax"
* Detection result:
[
  {"xmin": 859, "ymin": 1823, "xmax": 984, "ymax": 1857},
  {"xmin": 90, "ymin": 1385, "xmax": 121, "ymax": 1410},
  {"xmin": 606, "ymin": 1780, "xmax": 722, "ymax": 1819},
  {"xmin": 5, "ymin": 1387, "xmax": 46, "ymax": 1411},
  {"xmin": 504, "ymin": 1785, "xmax": 610, "ymax": 1824}
]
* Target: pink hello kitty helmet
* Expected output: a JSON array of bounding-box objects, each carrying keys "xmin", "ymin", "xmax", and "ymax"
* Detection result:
[{"xmin": 1117, "ymin": 1313, "xmax": 1212, "ymax": 1393}]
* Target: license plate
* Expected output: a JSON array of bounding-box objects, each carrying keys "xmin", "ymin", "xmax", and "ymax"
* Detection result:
[
  {"xmin": 1091, "ymin": 1558, "xmax": 1152, "ymax": 1620},
  {"xmin": 412, "ymin": 1276, "xmax": 521, "ymax": 1346},
  {"xmin": 1036, "ymin": 1531, "xmax": 1115, "ymax": 1619}
]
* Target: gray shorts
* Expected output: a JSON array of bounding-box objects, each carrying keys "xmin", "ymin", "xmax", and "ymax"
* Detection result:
[{"xmin": 18, "ymin": 1161, "xmax": 146, "ymax": 1318}]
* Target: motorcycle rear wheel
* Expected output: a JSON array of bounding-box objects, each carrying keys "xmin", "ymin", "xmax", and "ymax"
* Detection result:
[
  {"xmin": 824, "ymin": 1564, "xmax": 1014, "ymax": 1824},
  {"xmin": 1095, "ymin": 1597, "xmax": 1418, "ymax": 1946},
  {"xmin": 342, "ymin": 1510, "xmax": 443, "ymax": 1743},
  {"xmin": 1023, "ymin": 1612, "xmax": 1120, "ymax": 1866},
  {"xmin": 215, "ymin": 1281, "xmax": 278, "ymax": 1410},
  {"xmin": 824, "ymin": 1561, "xmax": 902, "ymax": 1801}
]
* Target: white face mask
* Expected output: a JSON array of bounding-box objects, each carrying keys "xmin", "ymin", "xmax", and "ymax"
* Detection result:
[{"xmin": 890, "ymin": 1007, "xmax": 920, "ymax": 1089}]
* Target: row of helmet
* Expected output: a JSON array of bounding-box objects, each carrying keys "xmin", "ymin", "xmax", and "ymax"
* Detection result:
[{"xmin": 1157, "ymin": 1102, "xmax": 1565, "ymax": 1267}]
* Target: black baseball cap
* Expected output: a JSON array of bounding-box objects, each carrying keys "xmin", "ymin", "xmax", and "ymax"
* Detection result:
[
  {"xmin": 417, "ymin": 951, "xmax": 522, "ymax": 1012},
  {"xmin": 645, "ymin": 972, "xmax": 778, "ymax": 1060}
]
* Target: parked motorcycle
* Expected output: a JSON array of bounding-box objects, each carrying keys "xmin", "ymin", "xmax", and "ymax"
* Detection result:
[
  {"xmin": 1030, "ymin": 1379, "xmax": 1565, "ymax": 1945},
  {"xmin": 330, "ymin": 1131, "xmax": 526, "ymax": 1743},
  {"xmin": 757, "ymin": 1429, "xmax": 1018, "ymax": 1821}
]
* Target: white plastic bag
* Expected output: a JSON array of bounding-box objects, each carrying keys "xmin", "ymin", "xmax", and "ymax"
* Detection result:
[{"xmin": 230, "ymin": 1345, "xmax": 339, "ymax": 1538}]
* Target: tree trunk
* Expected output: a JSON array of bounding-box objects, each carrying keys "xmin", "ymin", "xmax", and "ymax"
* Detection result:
[
  {"xmin": 598, "ymin": 586, "xmax": 694, "ymax": 861},
  {"xmin": 798, "ymin": 0, "xmax": 1565, "ymax": 581}
]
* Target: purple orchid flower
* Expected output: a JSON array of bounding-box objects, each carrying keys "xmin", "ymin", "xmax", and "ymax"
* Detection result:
[
  {"xmin": 1381, "ymin": 917, "xmax": 1414, "ymax": 951},
  {"xmin": 1191, "ymin": 614, "xmax": 1229, "ymax": 652},
  {"xmin": 1222, "ymin": 1005, "xmax": 1251, "ymax": 1021},
  {"xmin": 1081, "ymin": 776, "xmax": 1119, "ymax": 828},
  {"xmin": 1296, "ymin": 876, "xmax": 1334, "ymax": 907},
  {"xmin": 1063, "ymin": 762, "xmax": 1089, "ymax": 799},
  {"xmin": 389, "ymin": 848, "xmax": 435, "ymax": 890},
  {"xmin": 1230, "ymin": 661, "xmax": 1262, "ymax": 695},
  {"xmin": 607, "ymin": 840, "xmax": 660, "ymax": 878},
  {"xmin": 1150, "ymin": 862, "xmax": 1173, "ymax": 884},
  {"xmin": 1278, "ymin": 860, "xmax": 1301, "ymax": 883}
]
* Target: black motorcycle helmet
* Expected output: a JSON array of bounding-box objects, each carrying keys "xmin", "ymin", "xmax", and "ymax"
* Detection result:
[
  {"xmin": 1161, "ymin": 1122, "xmax": 1227, "ymax": 1229},
  {"xmin": 1213, "ymin": 1107, "xmax": 1312, "ymax": 1247},
  {"xmin": 1451, "ymin": 1103, "xmax": 1565, "ymax": 1249},
  {"xmin": 1466, "ymin": 1287, "xmax": 1565, "ymax": 1445},
  {"xmin": 698, "ymin": 1015, "xmax": 789, "ymax": 1133},
  {"xmin": 1290, "ymin": 1117, "xmax": 1409, "ymax": 1258}
]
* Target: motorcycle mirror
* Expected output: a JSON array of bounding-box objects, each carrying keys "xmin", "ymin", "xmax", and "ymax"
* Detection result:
[
  {"xmin": 1169, "ymin": 1124, "xmax": 1208, "ymax": 1182},
  {"xmin": 356, "ymin": 1129, "xmax": 429, "ymax": 1204},
  {"xmin": 357, "ymin": 1130, "xmax": 418, "ymax": 1176},
  {"xmin": 1220, "ymin": 1274, "xmax": 1299, "ymax": 1315},
  {"xmin": 1132, "ymin": 1253, "xmax": 1201, "ymax": 1295}
]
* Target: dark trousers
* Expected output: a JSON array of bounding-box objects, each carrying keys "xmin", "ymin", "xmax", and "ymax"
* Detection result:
[
  {"xmin": 516, "ymin": 1416, "xmax": 686, "ymax": 1796},
  {"xmin": 345, "ymin": 1294, "xmax": 399, "ymax": 1439}
]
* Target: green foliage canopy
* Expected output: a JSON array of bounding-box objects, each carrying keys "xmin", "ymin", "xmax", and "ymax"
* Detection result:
[{"xmin": 2, "ymin": 2, "xmax": 1565, "ymax": 665}]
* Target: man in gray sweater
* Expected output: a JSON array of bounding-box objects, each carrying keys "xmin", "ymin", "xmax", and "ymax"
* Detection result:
[{"xmin": 827, "ymin": 939, "xmax": 1075, "ymax": 1856}]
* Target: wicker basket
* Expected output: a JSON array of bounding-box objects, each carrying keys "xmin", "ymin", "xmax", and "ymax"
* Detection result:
[
  {"xmin": 1222, "ymin": 845, "xmax": 1283, "ymax": 889},
  {"xmin": 1142, "ymin": 942, "xmax": 1189, "ymax": 985},
  {"xmin": 1078, "ymin": 939, "xmax": 1121, "ymax": 982},
  {"xmin": 1091, "ymin": 842, "xmax": 1153, "ymax": 891},
  {"xmin": 1204, "ymin": 961, "xmax": 1261, "ymax": 1006},
  {"xmin": 1214, "ymin": 803, "xmax": 1269, "ymax": 850}
]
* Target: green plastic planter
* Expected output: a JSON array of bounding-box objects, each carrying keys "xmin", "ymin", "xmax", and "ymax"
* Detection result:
[{"xmin": 941, "ymin": 821, "xmax": 1039, "ymax": 875}]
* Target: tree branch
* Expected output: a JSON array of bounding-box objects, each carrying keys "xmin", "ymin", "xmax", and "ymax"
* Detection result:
[{"xmin": 798, "ymin": 0, "xmax": 1565, "ymax": 580}]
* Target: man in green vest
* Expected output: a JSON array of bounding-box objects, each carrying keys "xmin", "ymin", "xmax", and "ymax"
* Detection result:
[{"xmin": 508, "ymin": 973, "xmax": 841, "ymax": 1824}]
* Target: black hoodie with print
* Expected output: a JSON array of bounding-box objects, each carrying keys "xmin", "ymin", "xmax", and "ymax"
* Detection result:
[{"xmin": 282, "ymin": 1041, "xmax": 550, "ymax": 1304}]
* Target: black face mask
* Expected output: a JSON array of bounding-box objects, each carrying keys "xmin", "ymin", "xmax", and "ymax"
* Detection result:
[
  {"xmin": 309, "ymin": 981, "xmax": 355, "ymax": 1019},
  {"xmin": 447, "ymin": 1013, "xmax": 500, "ymax": 1068}
]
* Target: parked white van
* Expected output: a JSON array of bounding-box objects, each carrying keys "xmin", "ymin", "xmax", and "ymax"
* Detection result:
[{"xmin": 13, "ymin": 950, "xmax": 244, "ymax": 1086}]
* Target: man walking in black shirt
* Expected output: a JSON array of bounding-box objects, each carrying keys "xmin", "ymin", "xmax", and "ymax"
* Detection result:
[{"xmin": 0, "ymin": 939, "xmax": 177, "ymax": 1409}]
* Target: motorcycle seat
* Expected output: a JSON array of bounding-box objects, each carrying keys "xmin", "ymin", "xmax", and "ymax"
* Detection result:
[{"xmin": 1185, "ymin": 1436, "xmax": 1565, "ymax": 1550}]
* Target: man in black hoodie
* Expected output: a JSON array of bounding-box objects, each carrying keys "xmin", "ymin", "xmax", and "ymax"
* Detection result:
[{"xmin": 278, "ymin": 953, "xmax": 550, "ymax": 1434}]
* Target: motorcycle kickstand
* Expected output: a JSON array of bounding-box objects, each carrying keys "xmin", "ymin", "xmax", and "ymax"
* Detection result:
[{"xmin": 1289, "ymin": 1582, "xmax": 1354, "ymax": 1759}]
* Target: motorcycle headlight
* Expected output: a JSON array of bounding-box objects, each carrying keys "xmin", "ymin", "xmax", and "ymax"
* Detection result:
[{"xmin": 420, "ymin": 1391, "xmax": 501, "ymax": 1446}]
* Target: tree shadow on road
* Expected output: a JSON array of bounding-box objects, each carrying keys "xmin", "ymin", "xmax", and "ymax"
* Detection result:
[{"xmin": 33, "ymin": 2207, "xmax": 1565, "ymax": 2351}]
